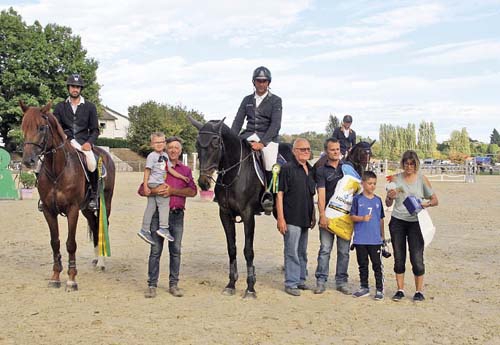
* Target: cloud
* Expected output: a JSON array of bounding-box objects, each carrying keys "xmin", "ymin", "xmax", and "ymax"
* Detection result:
[
  {"xmin": 411, "ymin": 39, "xmax": 500, "ymax": 65},
  {"xmin": 5, "ymin": 0, "xmax": 313, "ymax": 58},
  {"xmin": 278, "ymin": 3, "xmax": 444, "ymax": 49}
]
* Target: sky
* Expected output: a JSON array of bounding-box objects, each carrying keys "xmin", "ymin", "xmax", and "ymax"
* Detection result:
[{"xmin": 2, "ymin": 0, "xmax": 500, "ymax": 143}]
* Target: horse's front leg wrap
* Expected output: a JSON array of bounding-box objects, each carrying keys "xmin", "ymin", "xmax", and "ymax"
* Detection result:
[
  {"xmin": 53, "ymin": 253, "xmax": 62, "ymax": 273},
  {"xmin": 229, "ymin": 260, "xmax": 239, "ymax": 283}
]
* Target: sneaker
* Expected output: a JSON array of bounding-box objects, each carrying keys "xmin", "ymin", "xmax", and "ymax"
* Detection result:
[
  {"xmin": 413, "ymin": 291, "xmax": 425, "ymax": 302},
  {"xmin": 144, "ymin": 286, "xmax": 156, "ymax": 298},
  {"xmin": 137, "ymin": 229, "xmax": 155, "ymax": 245},
  {"xmin": 313, "ymin": 283, "xmax": 326, "ymax": 294},
  {"xmin": 156, "ymin": 227, "xmax": 174, "ymax": 242},
  {"xmin": 392, "ymin": 290, "xmax": 405, "ymax": 302},
  {"xmin": 374, "ymin": 290, "xmax": 384, "ymax": 301},
  {"xmin": 336, "ymin": 285, "xmax": 351, "ymax": 295},
  {"xmin": 284, "ymin": 287, "xmax": 301, "ymax": 296},
  {"xmin": 352, "ymin": 287, "xmax": 370, "ymax": 298},
  {"xmin": 169, "ymin": 286, "xmax": 184, "ymax": 297}
]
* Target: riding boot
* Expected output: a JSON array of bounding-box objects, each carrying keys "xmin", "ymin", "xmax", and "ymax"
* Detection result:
[
  {"xmin": 87, "ymin": 170, "xmax": 99, "ymax": 211},
  {"xmin": 261, "ymin": 171, "xmax": 274, "ymax": 215}
]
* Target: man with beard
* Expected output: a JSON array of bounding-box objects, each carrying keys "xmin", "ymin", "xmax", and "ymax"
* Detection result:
[{"xmin": 53, "ymin": 74, "xmax": 99, "ymax": 210}]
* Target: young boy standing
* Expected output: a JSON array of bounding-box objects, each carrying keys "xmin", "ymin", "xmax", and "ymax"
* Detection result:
[
  {"xmin": 350, "ymin": 171, "xmax": 386, "ymax": 300},
  {"xmin": 138, "ymin": 132, "xmax": 189, "ymax": 245}
]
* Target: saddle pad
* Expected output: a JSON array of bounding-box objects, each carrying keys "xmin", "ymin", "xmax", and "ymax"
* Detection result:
[{"xmin": 252, "ymin": 153, "xmax": 266, "ymax": 187}]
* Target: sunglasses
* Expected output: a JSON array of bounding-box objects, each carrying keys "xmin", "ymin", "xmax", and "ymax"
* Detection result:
[
  {"xmin": 295, "ymin": 147, "xmax": 311, "ymax": 152},
  {"xmin": 404, "ymin": 161, "xmax": 416, "ymax": 166}
]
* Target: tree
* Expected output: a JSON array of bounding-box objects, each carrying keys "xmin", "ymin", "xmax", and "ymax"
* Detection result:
[
  {"xmin": 325, "ymin": 114, "xmax": 340, "ymax": 136},
  {"xmin": 490, "ymin": 128, "xmax": 500, "ymax": 145},
  {"xmin": 448, "ymin": 128, "xmax": 471, "ymax": 156},
  {"xmin": 417, "ymin": 121, "xmax": 437, "ymax": 158},
  {"xmin": 127, "ymin": 101, "xmax": 205, "ymax": 156},
  {"xmin": 379, "ymin": 123, "xmax": 417, "ymax": 160},
  {"xmin": 0, "ymin": 8, "xmax": 99, "ymax": 150}
]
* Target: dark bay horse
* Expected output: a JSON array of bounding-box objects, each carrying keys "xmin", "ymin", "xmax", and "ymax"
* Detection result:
[
  {"xmin": 189, "ymin": 116, "xmax": 292, "ymax": 298},
  {"xmin": 314, "ymin": 140, "xmax": 375, "ymax": 176},
  {"xmin": 20, "ymin": 101, "xmax": 115, "ymax": 291}
]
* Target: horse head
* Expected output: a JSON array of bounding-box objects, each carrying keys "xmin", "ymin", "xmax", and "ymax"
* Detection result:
[
  {"xmin": 188, "ymin": 115, "xmax": 227, "ymax": 191},
  {"xmin": 20, "ymin": 100, "xmax": 65, "ymax": 168},
  {"xmin": 346, "ymin": 140, "xmax": 375, "ymax": 176}
]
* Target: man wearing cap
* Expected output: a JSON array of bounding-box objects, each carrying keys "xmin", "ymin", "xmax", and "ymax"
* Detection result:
[
  {"xmin": 332, "ymin": 115, "xmax": 356, "ymax": 157},
  {"xmin": 231, "ymin": 66, "xmax": 282, "ymax": 213},
  {"xmin": 53, "ymin": 74, "xmax": 99, "ymax": 210}
]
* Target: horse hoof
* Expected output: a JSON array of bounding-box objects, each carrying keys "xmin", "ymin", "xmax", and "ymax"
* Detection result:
[
  {"xmin": 222, "ymin": 288, "xmax": 236, "ymax": 296},
  {"xmin": 48, "ymin": 280, "xmax": 61, "ymax": 288},
  {"xmin": 91, "ymin": 259, "xmax": 98, "ymax": 266},
  {"xmin": 65, "ymin": 281, "xmax": 78, "ymax": 292},
  {"xmin": 95, "ymin": 265, "xmax": 105, "ymax": 272},
  {"xmin": 243, "ymin": 290, "xmax": 257, "ymax": 299}
]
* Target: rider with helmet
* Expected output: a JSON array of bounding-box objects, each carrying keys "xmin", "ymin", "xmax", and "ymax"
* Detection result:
[
  {"xmin": 53, "ymin": 74, "xmax": 100, "ymax": 210},
  {"xmin": 332, "ymin": 114, "xmax": 356, "ymax": 157},
  {"xmin": 231, "ymin": 66, "xmax": 282, "ymax": 213}
]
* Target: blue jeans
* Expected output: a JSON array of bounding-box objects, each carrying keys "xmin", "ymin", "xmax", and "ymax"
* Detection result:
[
  {"xmin": 315, "ymin": 227, "xmax": 350, "ymax": 287},
  {"xmin": 283, "ymin": 224, "xmax": 309, "ymax": 288},
  {"xmin": 147, "ymin": 209, "xmax": 184, "ymax": 288}
]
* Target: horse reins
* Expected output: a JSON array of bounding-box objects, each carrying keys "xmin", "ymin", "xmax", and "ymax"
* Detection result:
[{"xmin": 24, "ymin": 113, "xmax": 70, "ymax": 215}]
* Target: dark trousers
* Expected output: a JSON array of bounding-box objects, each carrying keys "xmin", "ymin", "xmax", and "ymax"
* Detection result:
[
  {"xmin": 355, "ymin": 244, "xmax": 384, "ymax": 291},
  {"xmin": 147, "ymin": 210, "xmax": 184, "ymax": 288},
  {"xmin": 389, "ymin": 217, "xmax": 425, "ymax": 276}
]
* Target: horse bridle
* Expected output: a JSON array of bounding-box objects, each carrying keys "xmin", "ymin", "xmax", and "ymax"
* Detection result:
[
  {"xmin": 23, "ymin": 114, "xmax": 65, "ymax": 156},
  {"xmin": 197, "ymin": 130, "xmax": 252, "ymax": 189}
]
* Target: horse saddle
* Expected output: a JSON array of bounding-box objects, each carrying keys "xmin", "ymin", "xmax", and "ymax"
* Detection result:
[{"xmin": 76, "ymin": 151, "xmax": 107, "ymax": 180}]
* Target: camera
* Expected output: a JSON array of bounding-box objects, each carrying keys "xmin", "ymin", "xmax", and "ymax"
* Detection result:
[{"xmin": 381, "ymin": 239, "xmax": 392, "ymax": 258}]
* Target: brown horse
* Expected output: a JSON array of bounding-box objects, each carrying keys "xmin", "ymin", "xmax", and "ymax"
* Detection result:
[{"xmin": 20, "ymin": 101, "xmax": 115, "ymax": 291}]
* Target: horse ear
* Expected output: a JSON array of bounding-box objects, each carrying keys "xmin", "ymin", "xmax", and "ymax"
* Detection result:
[
  {"xmin": 40, "ymin": 101, "xmax": 52, "ymax": 114},
  {"xmin": 187, "ymin": 115, "xmax": 203, "ymax": 130},
  {"xmin": 370, "ymin": 140, "xmax": 376, "ymax": 147},
  {"xmin": 214, "ymin": 118, "xmax": 225, "ymax": 134},
  {"xmin": 19, "ymin": 100, "xmax": 29, "ymax": 113}
]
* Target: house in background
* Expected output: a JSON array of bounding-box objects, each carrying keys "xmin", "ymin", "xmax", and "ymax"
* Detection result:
[{"xmin": 99, "ymin": 106, "xmax": 129, "ymax": 139}]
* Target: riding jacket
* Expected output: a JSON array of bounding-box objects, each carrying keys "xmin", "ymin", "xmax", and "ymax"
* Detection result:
[
  {"xmin": 53, "ymin": 98, "xmax": 99, "ymax": 145},
  {"xmin": 231, "ymin": 91, "xmax": 282, "ymax": 146},
  {"xmin": 332, "ymin": 126, "xmax": 356, "ymax": 156}
]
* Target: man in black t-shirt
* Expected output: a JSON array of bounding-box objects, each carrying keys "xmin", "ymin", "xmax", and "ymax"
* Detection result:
[{"xmin": 276, "ymin": 138, "xmax": 316, "ymax": 296}]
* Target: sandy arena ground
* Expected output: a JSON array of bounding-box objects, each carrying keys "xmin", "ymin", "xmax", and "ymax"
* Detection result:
[{"xmin": 0, "ymin": 172, "xmax": 499, "ymax": 345}]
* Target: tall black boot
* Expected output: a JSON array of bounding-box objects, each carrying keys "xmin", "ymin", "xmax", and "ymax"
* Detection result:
[{"xmin": 87, "ymin": 170, "xmax": 99, "ymax": 211}]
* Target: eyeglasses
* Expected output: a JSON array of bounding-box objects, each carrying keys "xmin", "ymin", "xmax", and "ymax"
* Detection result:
[
  {"xmin": 255, "ymin": 79, "xmax": 269, "ymax": 83},
  {"xmin": 295, "ymin": 147, "xmax": 311, "ymax": 152}
]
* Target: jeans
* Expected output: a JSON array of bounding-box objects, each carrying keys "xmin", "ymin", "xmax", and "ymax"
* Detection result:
[
  {"xmin": 315, "ymin": 227, "xmax": 350, "ymax": 287},
  {"xmin": 389, "ymin": 217, "xmax": 425, "ymax": 276},
  {"xmin": 283, "ymin": 224, "xmax": 309, "ymax": 288},
  {"xmin": 355, "ymin": 244, "xmax": 384, "ymax": 291},
  {"xmin": 147, "ymin": 209, "xmax": 184, "ymax": 288}
]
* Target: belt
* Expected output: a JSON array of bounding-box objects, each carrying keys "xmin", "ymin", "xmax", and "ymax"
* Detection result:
[{"xmin": 170, "ymin": 208, "xmax": 184, "ymax": 214}]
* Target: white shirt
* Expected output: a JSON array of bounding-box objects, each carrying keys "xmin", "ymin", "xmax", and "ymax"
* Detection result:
[
  {"xmin": 66, "ymin": 96, "xmax": 85, "ymax": 114},
  {"xmin": 254, "ymin": 91, "xmax": 268, "ymax": 108}
]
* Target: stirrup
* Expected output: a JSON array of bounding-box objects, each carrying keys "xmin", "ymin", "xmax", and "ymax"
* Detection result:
[
  {"xmin": 38, "ymin": 199, "xmax": 44, "ymax": 212},
  {"xmin": 261, "ymin": 191, "xmax": 274, "ymax": 215}
]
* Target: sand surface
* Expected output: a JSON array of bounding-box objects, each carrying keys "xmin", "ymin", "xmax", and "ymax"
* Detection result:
[{"xmin": 0, "ymin": 173, "xmax": 499, "ymax": 345}]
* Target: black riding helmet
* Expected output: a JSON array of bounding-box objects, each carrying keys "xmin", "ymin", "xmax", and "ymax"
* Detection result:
[
  {"xmin": 252, "ymin": 66, "xmax": 272, "ymax": 83},
  {"xmin": 66, "ymin": 74, "xmax": 85, "ymax": 88}
]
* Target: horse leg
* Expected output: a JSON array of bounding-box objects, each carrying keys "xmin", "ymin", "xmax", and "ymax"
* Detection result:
[
  {"xmin": 220, "ymin": 208, "xmax": 238, "ymax": 296},
  {"xmin": 83, "ymin": 209, "xmax": 105, "ymax": 270},
  {"xmin": 242, "ymin": 212, "xmax": 257, "ymax": 299},
  {"xmin": 43, "ymin": 211, "xmax": 62, "ymax": 288},
  {"xmin": 65, "ymin": 206, "xmax": 80, "ymax": 291}
]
